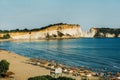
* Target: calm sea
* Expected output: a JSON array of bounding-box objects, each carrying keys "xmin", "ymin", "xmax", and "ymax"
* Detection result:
[{"xmin": 0, "ymin": 38, "xmax": 120, "ymax": 72}]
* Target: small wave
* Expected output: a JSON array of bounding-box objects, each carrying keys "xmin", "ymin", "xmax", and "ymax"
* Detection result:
[{"xmin": 113, "ymin": 66, "xmax": 120, "ymax": 69}]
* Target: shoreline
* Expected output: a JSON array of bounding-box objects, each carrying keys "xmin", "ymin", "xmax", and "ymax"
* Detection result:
[
  {"xmin": 0, "ymin": 49, "xmax": 50, "ymax": 80},
  {"xmin": 0, "ymin": 37, "xmax": 120, "ymax": 42},
  {"xmin": 0, "ymin": 49, "xmax": 99, "ymax": 80},
  {"xmin": 0, "ymin": 40, "xmax": 120, "ymax": 80},
  {"xmin": 0, "ymin": 49, "xmax": 120, "ymax": 80}
]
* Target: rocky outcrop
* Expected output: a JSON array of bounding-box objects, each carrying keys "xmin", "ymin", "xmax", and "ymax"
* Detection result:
[
  {"xmin": 82, "ymin": 28, "xmax": 120, "ymax": 38},
  {"xmin": 10, "ymin": 32, "xmax": 30, "ymax": 40},
  {"xmin": 82, "ymin": 28, "xmax": 97, "ymax": 38},
  {"xmin": 105, "ymin": 33, "xmax": 115, "ymax": 37},
  {"xmin": 1, "ymin": 24, "xmax": 119, "ymax": 39},
  {"xmin": 2, "ymin": 23, "xmax": 82, "ymax": 40},
  {"xmin": 93, "ymin": 28, "xmax": 120, "ymax": 38},
  {"xmin": 118, "ymin": 34, "xmax": 120, "ymax": 37}
]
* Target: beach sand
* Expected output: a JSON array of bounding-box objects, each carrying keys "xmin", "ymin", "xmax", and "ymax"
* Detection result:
[
  {"xmin": 0, "ymin": 50, "xmax": 50, "ymax": 80},
  {"xmin": 0, "ymin": 49, "xmax": 98, "ymax": 80}
]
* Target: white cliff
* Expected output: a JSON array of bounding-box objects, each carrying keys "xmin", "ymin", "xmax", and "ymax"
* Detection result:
[
  {"xmin": 105, "ymin": 33, "xmax": 115, "ymax": 37},
  {"xmin": 9, "ymin": 24, "xmax": 83, "ymax": 40},
  {"xmin": 82, "ymin": 28, "xmax": 97, "ymax": 38},
  {"xmin": 1, "ymin": 25, "xmax": 119, "ymax": 39},
  {"xmin": 118, "ymin": 34, "xmax": 120, "ymax": 37}
]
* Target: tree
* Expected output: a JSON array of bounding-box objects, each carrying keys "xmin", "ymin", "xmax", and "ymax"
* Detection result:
[
  {"xmin": 0, "ymin": 60, "xmax": 10, "ymax": 74},
  {"xmin": 15, "ymin": 29, "xmax": 20, "ymax": 32},
  {"xmin": 3, "ymin": 34, "xmax": 10, "ymax": 39},
  {"xmin": 23, "ymin": 28, "xmax": 29, "ymax": 32}
]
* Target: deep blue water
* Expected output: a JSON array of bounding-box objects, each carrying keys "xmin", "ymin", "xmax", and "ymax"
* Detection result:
[{"xmin": 0, "ymin": 38, "xmax": 120, "ymax": 72}]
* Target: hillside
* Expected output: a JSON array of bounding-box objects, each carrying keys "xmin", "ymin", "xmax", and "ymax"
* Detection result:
[
  {"xmin": 93, "ymin": 28, "xmax": 120, "ymax": 38},
  {"xmin": 0, "ymin": 23, "xmax": 82, "ymax": 40}
]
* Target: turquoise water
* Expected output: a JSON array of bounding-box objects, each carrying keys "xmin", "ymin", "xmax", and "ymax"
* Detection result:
[{"xmin": 0, "ymin": 38, "xmax": 120, "ymax": 72}]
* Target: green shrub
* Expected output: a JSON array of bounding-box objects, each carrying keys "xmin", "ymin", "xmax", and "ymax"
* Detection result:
[
  {"xmin": 3, "ymin": 34, "xmax": 10, "ymax": 39},
  {"xmin": 94, "ymin": 28, "xmax": 120, "ymax": 37},
  {"xmin": 58, "ymin": 76, "xmax": 75, "ymax": 80},
  {"xmin": 0, "ymin": 60, "xmax": 10, "ymax": 74},
  {"xmin": 28, "ymin": 76, "xmax": 48, "ymax": 80},
  {"xmin": 28, "ymin": 75, "xmax": 75, "ymax": 80},
  {"xmin": 42, "ymin": 75, "xmax": 56, "ymax": 80}
]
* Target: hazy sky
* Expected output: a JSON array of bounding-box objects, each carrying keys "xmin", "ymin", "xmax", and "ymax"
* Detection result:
[{"xmin": 0, "ymin": 0, "xmax": 120, "ymax": 30}]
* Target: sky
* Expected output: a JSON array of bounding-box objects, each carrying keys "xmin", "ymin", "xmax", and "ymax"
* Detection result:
[{"xmin": 0, "ymin": 0, "xmax": 120, "ymax": 31}]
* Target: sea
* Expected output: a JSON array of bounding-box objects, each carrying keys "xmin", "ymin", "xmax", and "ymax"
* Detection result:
[{"xmin": 0, "ymin": 38, "xmax": 120, "ymax": 73}]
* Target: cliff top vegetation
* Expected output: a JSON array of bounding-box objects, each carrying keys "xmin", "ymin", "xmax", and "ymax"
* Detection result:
[
  {"xmin": 94, "ymin": 28, "xmax": 120, "ymax": 37},
  {"xmin": 0, "ymin": 23, "xmax": 80, "ymax": 33}
]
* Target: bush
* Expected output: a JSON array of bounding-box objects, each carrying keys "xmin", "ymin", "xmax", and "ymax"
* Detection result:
[
  {"xmin": 0, "ymin": 60, "xmax": 10, "ymax": 74},
  {"xmin": 42, "ymin": 75, "xmax": 56, "ymax": 80},
  {"xmin": 94, "ymin": 28, "xmax": 120, "ymax": 37},
  {"xmin": 28, "ymin": 76, "xmax": 48, "ymax": 80},
  {"xmin": 28, "ymin": 75, "xmax": 75, "ymax": 80},
  {"xmin": 3, "ymin": 34, "xmax": 10, "ymax": 39},
  {"xmin": 58, "ymin": 76, "xmax": 75, "ymax": 80}
]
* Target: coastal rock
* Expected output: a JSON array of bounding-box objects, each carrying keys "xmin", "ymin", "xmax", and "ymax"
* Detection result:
[
  {"xmin": 10, "ymin": 32, "xmax": 30, "ymax": 40},
  {"xmin": 93, "ymin": 28, "xmax": 120, "ymax": 38},
  {"xmin": 118, "ymin": 34, "xmax": 120, "ymax": 37},
  {"xmin": 8, "ymin": 23, "xmax": 82, "ymax": 40},
  {"xmin": 105, "ymin": 33, "xmax": 115, "ymax": 37},
  {"xmin": 0, "ymin": 24, "xmax": 120, "ymax": 39},
  {"xmin": 82, "ymin": 28, "xmax": 97, "ymax": 38}
]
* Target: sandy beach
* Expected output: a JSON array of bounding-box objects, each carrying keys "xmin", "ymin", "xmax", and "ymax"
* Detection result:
[
  {"xmin": 0, "ymin": 49, "xmax": 83, "ymax": 80},
  {"xmin": 0, "ymin": 49, "xmax": 99, "ymax": 80},
  {"xmin": 0, "ymin": 50, "xmax": 50, "ymax": 80}
]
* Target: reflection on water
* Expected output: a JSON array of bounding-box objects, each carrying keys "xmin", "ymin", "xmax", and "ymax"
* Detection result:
[{"xmin": 0, "ymin": 38, "xmax": 120, "ymax": 72}]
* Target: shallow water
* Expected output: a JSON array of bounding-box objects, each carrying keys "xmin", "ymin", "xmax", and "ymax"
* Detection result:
[{"xmin": 0, "ymin": 38, "xmax": 120, "ymax": 72}]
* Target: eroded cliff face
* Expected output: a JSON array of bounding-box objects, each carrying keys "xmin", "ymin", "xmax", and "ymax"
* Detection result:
[
  {"xmin": 118, "ymin": 34, "xmax": 120, "ymax": 37},
  {"xmin": 7, "ymin": 24, "xmax": 82, "ymax": 40},
  {"xmin": 92, "ymin": 28, "xmax": 120, "ymax": 38},
  {"xmin": 2, "ymin": 24, "xmax": 119, "ymax": 39},
  {"xmin": 82, "ymin": 28, "xmax": 120, "ymax": 38},
  {"xmin": 82, "ymin": 28, "xmax": 97, "ymax": 38}
]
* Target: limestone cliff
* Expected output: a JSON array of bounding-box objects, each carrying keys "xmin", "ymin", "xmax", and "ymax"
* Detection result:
[
  {"xmin": 82, "ymin": 28, "xmax": 120, "ymax": 38},
  {"xmin": 0, "ymin": 23, "xmax": 82, "ymax": 40},
  {"xmin": 93, "ymin": 28, "xmax": 120, "ymax": 38},
  {"xmin": 82, "ymin": 28, "xmax": 97, "ymax": 38}
]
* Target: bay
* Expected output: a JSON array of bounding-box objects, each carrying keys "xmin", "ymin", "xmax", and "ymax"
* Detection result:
[{"xmin": 0, "ymin": 38, "xmax": 120, "ymax": 72}]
